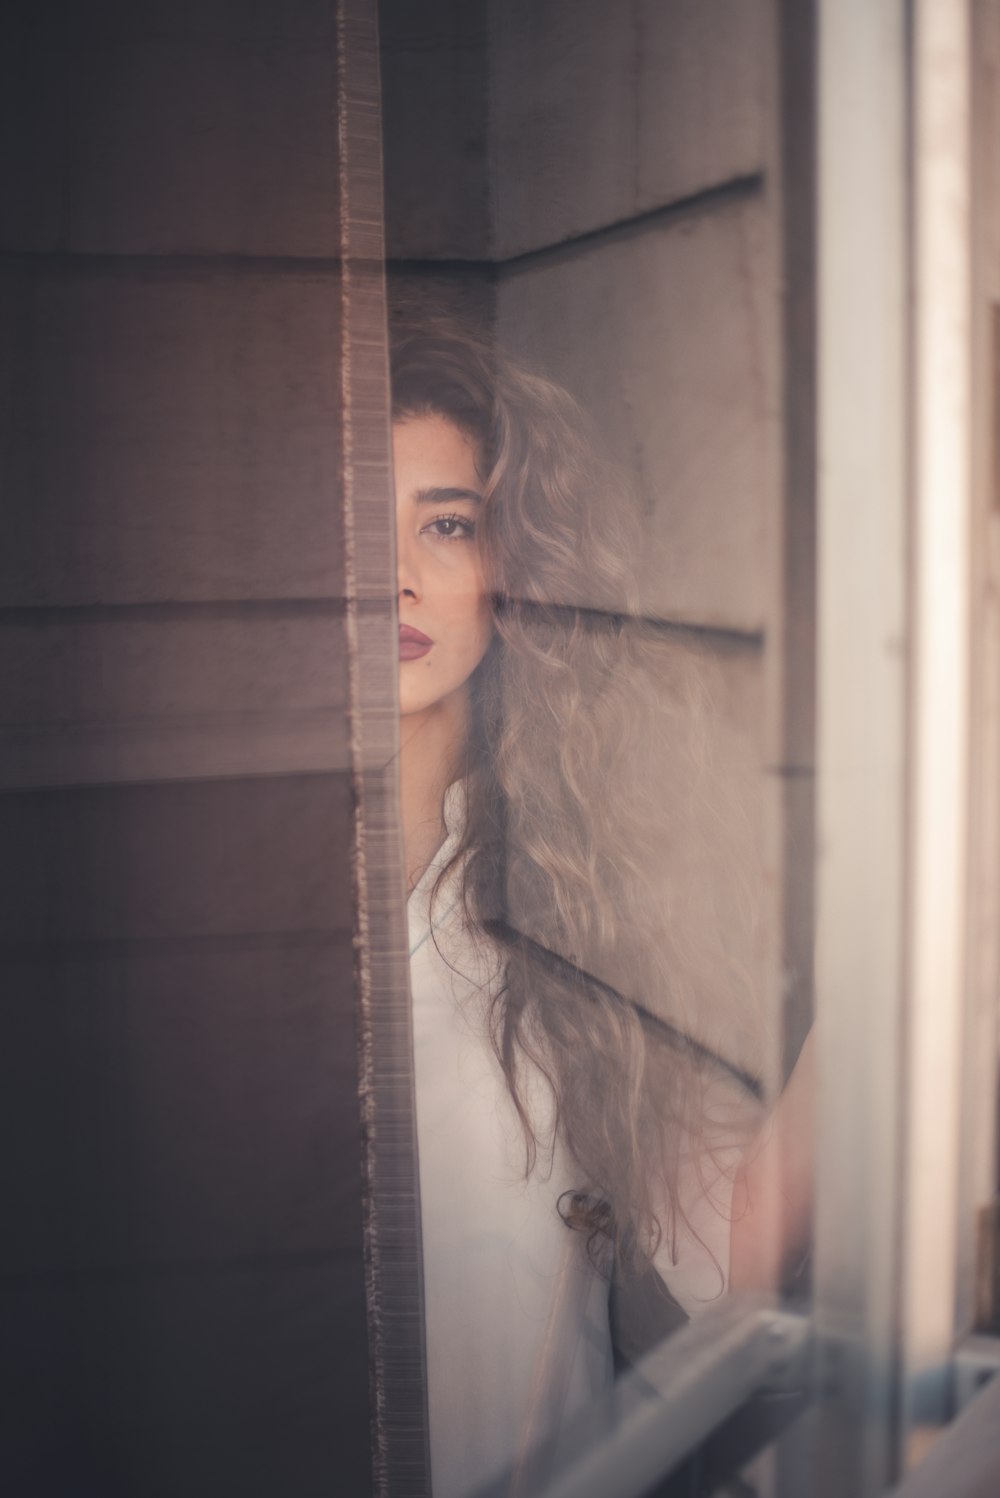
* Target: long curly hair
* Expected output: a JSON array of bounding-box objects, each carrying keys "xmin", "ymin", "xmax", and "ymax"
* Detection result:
[{"xmin": 390, "ymin": 314, "xmax": 762, "ymax": 1274}]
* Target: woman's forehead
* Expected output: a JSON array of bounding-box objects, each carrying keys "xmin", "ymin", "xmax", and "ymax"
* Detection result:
[
  {"xmin": 392, "ymin": 412, "xmax": 486, "ymax": 489},
  {"xmin": 393, "ymin": 412, "xmax": 482, "ymax": 482}
]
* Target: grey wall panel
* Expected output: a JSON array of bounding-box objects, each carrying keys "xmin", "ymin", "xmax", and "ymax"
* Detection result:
[
  {"xmin": 2, "ymin": 0, "xmax": 387, "ymax": 1492},
  {"xmin": 0, "ymin": 613, "xmax": 348, "ymax": 730},
  {"xmin": 14, "ymin": 0, "xmax": 339, "ymax": 43},
  {"xmin": 647, "ymin": 636, "xmax": 766, "ymax": 1074},
  {"xmin": 568, "ymin": 630, "xmax": 767, "ymax": 1078},
  {"xmin": 378, "ymin": 0, "xmax": 486, "ymax": 48},
  {"xmin": 633, "ymin": 0, "xmax": 767, "ymax": 216},
  {"xmin": 0, "ymin": 769, "xmax": 371, "ymax": 1494},
  {"xmin": 0, "ymin": 609, "xmax": 352, "ymax": 789},
  {"xmin": 67, "ymin": 45, "xmax": 338, "ymax": 258},
  {"xmin": 386, "ymin": 263, "xmax": 496, "ymax": 331},
  {"xmin": 497, "ymin": 193, "xmax": 771, "ymax": 633},
  {"xmin": 0, "ymin": 25, "xmax": 69, "ymax": 254},
  {"xmin": 2, "ymin": 267, "xmax": 344, "ymax": 608},
  {"xmin": 0, "ymin": 715, "xmax": 352, "ymax": 792},
  {"xmin": 1, "ymin": 4, "xmax": 340, "ymax": 258},
  {"xmin": 0, "ymin": 1264, "xmax": 367, "ymax": 1498},
  {"xmin": 1, "ymin": 774, "xmax": 354, "ymax": 945},
  {"xmin": 491, "ymin": 0, "xmax": 767, "ymax": 260},
  {"xmin": 379, "ymin": 0, "xmax": 489, "ymax": 261},
  {"xmin": 491, "ymin": 0, "xmax": 637, "ymax": 259},
  {"xmin": 0, "ymin": 934, "xmax": 357, "ymax": 1277}
]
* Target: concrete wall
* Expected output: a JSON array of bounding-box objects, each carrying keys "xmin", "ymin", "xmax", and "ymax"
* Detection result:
[
  {"xmin": 379, "ymin": 0, "xmax": 495, "ymax": 325},
  {"xmin": 496, "ymin": 193, "xmax": 771, "ymax": 632},
  {"xmin": 1, "ymin": 5, "xmax": 373, "ymax": 1493},
  {"xmin": 490, "ymin": 0, "xmax": 766, "ymax": 260},
  {"xmin": 494, "ymin": 0, "xmax": 788, "ymax": 1084}
]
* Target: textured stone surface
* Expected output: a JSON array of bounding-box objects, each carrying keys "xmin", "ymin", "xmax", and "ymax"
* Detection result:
[
  {"xmin": 634, "ymin": 0, "xmax": 767, "ymax": 216},
  {"xmin": 498, "ymin": 193, "xmax": 773, "ymax": 631},
  {"xmin": 0, "ymin": 5, "xmax": 380, "ymax": 1491},
  {"xmin": 491, "ymin": 614, "xmax": 771, "ymax": 1079},
  {"xmin": 0, "ymin": 29, "xmax": 69, "ymax": 253},
  {"xmin": 379, "ymin": 0, "xmax": 490, "ymax": 259},
  {"xmin": 386, "ymin": 264, "xmax": 496, "ymax": 331},
  {"xmin": 490, "ymin": 0, "xmax": 636, "ymax": 259},
  {"xmin": 0, "ymin": 609, "xmax": 355, "ymax": 788},
  {"xmin": 622, "ymin": 632, "xmax": 771, "ymax": 1078},
  {"xmin": 379, "ymin": 0, "xmax": 769, "ymax": 262},
  {"xmin": 2, "ymin": 6, "xmax": 340, "ymax": 256},
  {"xmin": 491, "ymin": 0, "xmax": 769, "ymax": 259},
  {"xmin": 0, "ymin": 612, "xmax": 349, "ymax": 728},
  {"xmin": 0, "ymin": 773, "xmax": 354, "ymax": 945},
  {"xmin": 0, "ymin": 711, "xmax": 354, "ymax": 791},
  {"xmin": 0, "ymin": 1261, "xmax": 369, "ymax": 1498},
  {"xmin": 70, "ymin": 40, "xmax": 339, "ymax": 258},
  {"xmin": 379, "ymin": 0, "xmax": 487, "ymax": 48},
  {"xmin": 0, "ymin": 934, "xmax": 358, "ymax": 1275},
  {"xmin": 19, "ymin": 0, "xmax": 339, "ymax": 43},
  {"xmin": 1, "ymin": 267, "xmax": 345, "ymax": 607},
  {"xmin": 381, "ymin": 45, "xmax": 491, "ymax": 260}
]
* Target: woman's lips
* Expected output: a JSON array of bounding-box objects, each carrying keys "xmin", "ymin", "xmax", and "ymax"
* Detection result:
[{"xmin": 398, "ymin": 623, "xmax": 433, "ymax": 662}]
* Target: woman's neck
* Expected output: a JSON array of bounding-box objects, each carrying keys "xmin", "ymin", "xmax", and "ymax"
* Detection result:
[{"xmin": 399, "ymin": 691, "xmax": 468, "ymax": 893}]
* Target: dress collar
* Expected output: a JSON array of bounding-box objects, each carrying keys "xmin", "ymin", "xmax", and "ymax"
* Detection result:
[{"xmin": 407, "ymin": 780, "xmax": 466, "ymax": 956}]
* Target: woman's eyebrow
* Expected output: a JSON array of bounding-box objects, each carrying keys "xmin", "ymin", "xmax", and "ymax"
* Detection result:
[{"xmin": 414, "ymin": 485, "xmax": 483, "ymax": 506}]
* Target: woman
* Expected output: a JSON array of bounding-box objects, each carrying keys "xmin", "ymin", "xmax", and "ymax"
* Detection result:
[{"xmin": 391, "ymin": 315, "xmax": 806, "ymax": 1497}]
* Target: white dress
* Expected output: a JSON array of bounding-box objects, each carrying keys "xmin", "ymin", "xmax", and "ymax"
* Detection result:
[{"xmin": 409, "ymin": 787, "xmax": 749, "ymax": 1498}]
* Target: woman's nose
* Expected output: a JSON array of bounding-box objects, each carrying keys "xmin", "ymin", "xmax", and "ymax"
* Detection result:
[{"xmin": 396, "ymin": 526, "xmax": 420, "ymax": 602}]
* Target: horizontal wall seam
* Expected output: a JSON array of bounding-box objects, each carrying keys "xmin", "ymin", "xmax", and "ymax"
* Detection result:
[
  {"xmin": 0, "ymin": 251, "xmax": 364, "ymax": 279},
  {"xmin": 479, "ymin": 597, "xmax": 763, "ymax": 647},
  {"xmin": 491, "ymin": 171, "xmax": 766, "ymax": 275},
  {"xmin": 0, "ymin": 763, "xmax": 363, "ymax": 797},
  {"xmin": 554, "ymin": 609, "xmax": 763, "ymax": 650},
  {"xmin": 1, "ymin": 176, "xmax": 764, "ymax": 280},
  {"xmin": 0, "ymin": 928, "xmax": 353, "ymax": 963},
  {"xmin": 0, "ymin": 1246, "xmax": 362, "ymax": 1294},
  {"xmin": 0, "ymin": 598, "xmax": 762, "ymax": 643},
  {"xmin": 0, "ymin": 599, "xmax": 351, "ymax": 625}
]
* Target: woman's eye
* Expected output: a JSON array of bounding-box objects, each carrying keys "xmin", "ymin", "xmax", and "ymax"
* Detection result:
[{"xmin": 425, "ymin": 514, "xmax": 475, "ymax": 541}]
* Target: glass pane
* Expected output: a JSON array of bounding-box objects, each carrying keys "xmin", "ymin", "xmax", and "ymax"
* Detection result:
[{"xmin": 379, "ymin": 2, "xmax": 814, "ymax": 1493}]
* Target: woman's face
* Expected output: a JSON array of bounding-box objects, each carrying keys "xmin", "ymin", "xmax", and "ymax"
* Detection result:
[{"xmin": 393, "ymin": 412, "xmax": 494, "ymax": 721}]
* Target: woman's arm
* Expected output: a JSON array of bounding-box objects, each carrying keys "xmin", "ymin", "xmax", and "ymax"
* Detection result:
[{"xmin": 728, "ymin": 1028, "xmax": 816, "ymax": 1294}]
